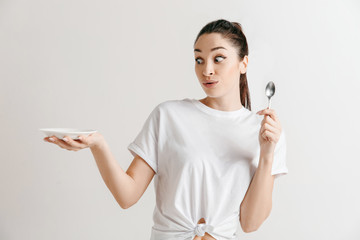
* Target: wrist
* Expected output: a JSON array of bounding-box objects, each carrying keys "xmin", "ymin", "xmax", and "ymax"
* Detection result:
[
  {"xmin": 259, "ymin": 152, "xmax": 274, "ymax": 164},
  {"xmin": 90, "ymin": 138, "xmax": 106, "ymax": 150}
]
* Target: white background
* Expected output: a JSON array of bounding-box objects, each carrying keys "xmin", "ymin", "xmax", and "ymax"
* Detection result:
[{"xmin": 1, "ymin": 0, "xmax": 359, "ymax": 239}]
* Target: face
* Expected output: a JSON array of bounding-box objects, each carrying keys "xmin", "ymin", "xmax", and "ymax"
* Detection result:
[{"xmin": 194, "ymin": 33, "xmax": 248, "ymax": 98}]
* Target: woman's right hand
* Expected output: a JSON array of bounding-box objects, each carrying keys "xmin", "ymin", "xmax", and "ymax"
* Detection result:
[{"xmin": 43, "ymin": 132, "xmax": 104, "ymax": 151}]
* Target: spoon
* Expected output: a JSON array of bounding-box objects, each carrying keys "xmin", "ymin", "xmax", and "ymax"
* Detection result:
[{"xmin": 265, "ymin": 81, "xmax": 275, "ymax": 109}]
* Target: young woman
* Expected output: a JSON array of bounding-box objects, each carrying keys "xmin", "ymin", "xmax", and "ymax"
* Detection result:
[{"xmin": 44, "ymin": 19, "xmax": 288, "ymax": 240}]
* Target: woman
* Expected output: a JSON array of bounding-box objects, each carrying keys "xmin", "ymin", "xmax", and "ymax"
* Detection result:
[{"xmin": 44, "ymin": 19, "xmax": 288, "ymax": 240}]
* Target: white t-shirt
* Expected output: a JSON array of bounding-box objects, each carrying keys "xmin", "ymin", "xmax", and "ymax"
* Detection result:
[{"xmin": 127, "ymin": 98, "xmax": 288, "ymax": 240}]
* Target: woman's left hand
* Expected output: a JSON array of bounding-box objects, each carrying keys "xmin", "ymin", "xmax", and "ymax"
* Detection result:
[{"xmin": 256, "ymin": 108, "xmax": 282, "ymax": 158}]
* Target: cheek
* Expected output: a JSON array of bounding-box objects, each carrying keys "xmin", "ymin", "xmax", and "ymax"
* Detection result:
[
  {"xmin": 219, "ymin": 64, "xmax": 239, "ymax": 80},
  {"xmin": 229, "ymin": 63, "xmax": 240, "ymax": 75},
  {"xmin": 195, "ymin": 66, "xmax": 201, "ymax": 76}
]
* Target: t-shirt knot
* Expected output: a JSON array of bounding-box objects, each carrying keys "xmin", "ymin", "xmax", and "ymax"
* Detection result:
[{"xmin": 194, "ymin": 223, "xmax": 215, "ymax": 237}]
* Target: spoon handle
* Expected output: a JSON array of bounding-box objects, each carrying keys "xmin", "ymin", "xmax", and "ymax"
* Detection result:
[{"xmin": 267, "ymin": 98, "xmax": 272, "ymax": 109}]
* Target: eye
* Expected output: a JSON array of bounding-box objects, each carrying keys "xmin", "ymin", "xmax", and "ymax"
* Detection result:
[
  {"xmin": 195, "ymin": 58, "xmax": 203, "ymax": 64},
  {"xmin": 215, "ymin": 55, "xmax": 226, "ymax": 62},
  {"xmin": 195, "ymin": 55, "xmax": 226, "ymax": 64}
]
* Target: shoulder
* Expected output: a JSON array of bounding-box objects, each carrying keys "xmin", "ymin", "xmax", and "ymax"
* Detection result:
[
  {"xmin": 243, "ymin": 108, "xmax": 263, "ymax": 126},
  {"xmin": 154, "ymin": 98, "xmax": 192, "ymax": 113}
]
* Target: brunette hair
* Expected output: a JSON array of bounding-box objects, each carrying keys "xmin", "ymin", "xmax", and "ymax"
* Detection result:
[{"xmin": 194, "ymin": 19, "xmax": 251, "ymax": 111}]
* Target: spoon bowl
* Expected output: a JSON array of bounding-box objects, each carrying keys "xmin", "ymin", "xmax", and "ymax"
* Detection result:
[{"xmin": 265, "ymin": 81, "xmax": 276, "ymax": 109}]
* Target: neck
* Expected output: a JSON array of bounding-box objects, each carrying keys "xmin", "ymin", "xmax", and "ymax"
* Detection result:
[{"xmin": 200, "ymin": 96, "xmax": 243, "ymax": 111}]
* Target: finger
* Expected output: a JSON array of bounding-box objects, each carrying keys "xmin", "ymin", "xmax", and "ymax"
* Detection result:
[
  {"xmin": 261, "ymin": 128, "xmax": 281, "ymax": 143},
  {"xmin": 262, "ymin": 130, "xmax": 277, "ymax": 143},
  {"xmin": 261, "ymin": 113, "xmax": 282, "ymax": 133},
  {"xmin": 260, "ymin": 122, "xmax": 280, "ymax": 136},
  {"xmin": 45, "ymin": 136, "xmax": 58, "ymax": 143},
  {"xmin": 258, "ymin": 108, "xmax": 276, "ymax": 120},
  {"xmin": 77, "ymin": 135, "xmax": 87, "ymax": 144},
  {"xmin": 260, "ymin": 125, "xmax": 280, "ymax": 143},
  {"xmin": 51, "ymin": 136, "xmax": 79, "ymax": 151},
  {"xmin": 62, "ymin": 136, "xmax": 87, "ymax": 149},
  {"xmin": 77, "ymin": 135, "xmax": 94, "ymax": 147},
  {"xmin": 257, "ymin": 109, "xmax": 279, "ymax": 122},
  {"xmin": 261, "ymin": 114, "xmax": 278, "ymax": 128}
]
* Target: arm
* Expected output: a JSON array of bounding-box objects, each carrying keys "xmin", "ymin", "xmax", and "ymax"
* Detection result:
[
  {"xmin": 90, "ymin": 140, "xmax": 155, "ymax": 209},
  {"xmin": 239, "ymin": 153, "xmax": 275, "ymax": 233},
  {"xmin": 239, "ymin": 108, "xmax": 283, "ymax": 232}
]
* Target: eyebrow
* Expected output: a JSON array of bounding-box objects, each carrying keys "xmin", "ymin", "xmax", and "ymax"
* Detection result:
[{"xmin": 194, "ymin": 46, "xmax": 227, "ymax": 52}]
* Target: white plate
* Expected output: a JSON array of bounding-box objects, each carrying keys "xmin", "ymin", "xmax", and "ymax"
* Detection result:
[{"xmin": 39, "ymin": 128, "xmax": 97, "ymax": 140}]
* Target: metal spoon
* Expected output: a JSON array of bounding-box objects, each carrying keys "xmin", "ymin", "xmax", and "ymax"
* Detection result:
[{"xmin": 265, "ymin": 81, "xmax": 275, "ymax": 109}]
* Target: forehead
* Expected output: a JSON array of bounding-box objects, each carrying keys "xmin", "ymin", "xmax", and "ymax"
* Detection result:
[{"xmin": 194, "ymin": 33, "xmax": 232, "ymax": 51}]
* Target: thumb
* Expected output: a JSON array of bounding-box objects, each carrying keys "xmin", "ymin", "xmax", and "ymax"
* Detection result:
[
  {"xmin": 78, "ymin": 134, "xmax": 95, "ymax": 147},
  {"xmin": 78, "ymin": 135, "xmax": 87, "ymax": 143}
]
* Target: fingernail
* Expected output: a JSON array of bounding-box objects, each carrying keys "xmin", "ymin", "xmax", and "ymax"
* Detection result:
[
  {"xmin": 63, "ymin": 138, "xmax": 68, "ymax": 142},
  {"xmin": 49, "ymin": 137, "xmax": 54, "ymax": 142}
]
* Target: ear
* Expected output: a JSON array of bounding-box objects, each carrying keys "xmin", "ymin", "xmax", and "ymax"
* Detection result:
[{"xmin": 239, "ymin": 55, "xmax": 248, "ymax": 74}]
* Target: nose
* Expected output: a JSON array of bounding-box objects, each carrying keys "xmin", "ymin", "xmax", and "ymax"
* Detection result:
[{"xmin": 203, "ymin": 62, "xmax": 214, "ymax": 76}]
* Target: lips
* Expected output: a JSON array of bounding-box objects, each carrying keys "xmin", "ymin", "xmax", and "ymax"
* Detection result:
[
  {"xmin": 202, "ymin": 81, "xmax": 219, "ymax": 88},
  {"xmin": 203, "ymin": 80, "xmax": 218, "ymax": 84}
]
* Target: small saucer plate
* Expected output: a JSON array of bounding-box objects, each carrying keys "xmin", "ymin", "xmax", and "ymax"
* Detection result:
[{"xmin": 39, "ymin": 128, "xmax": 97, "ymax": 140}]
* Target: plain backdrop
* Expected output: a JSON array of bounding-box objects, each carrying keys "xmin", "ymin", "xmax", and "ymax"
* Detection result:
[{"xmin": 1, "ymin": 0, "xmax": 359, "ymax": 239}]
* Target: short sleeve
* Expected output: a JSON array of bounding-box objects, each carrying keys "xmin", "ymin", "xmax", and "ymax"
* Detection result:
[
  {"xmin": 127, "ymin": 105, "xmax": 160, "ymax": 174},
  {"xmin": 271, "ymin": 129, "xmax": 288, "ymax": 179}
]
